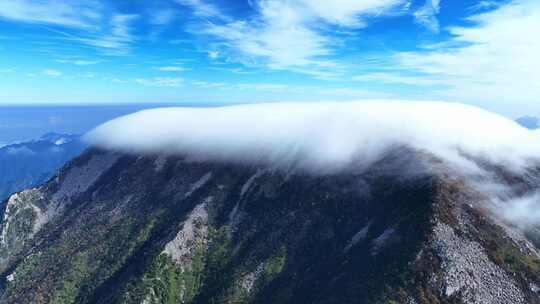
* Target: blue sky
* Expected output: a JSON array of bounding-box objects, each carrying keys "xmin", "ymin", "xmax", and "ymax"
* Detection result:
[{"xmin": 0, "ymin": 0, "xmax": 538, "ymax": 117}]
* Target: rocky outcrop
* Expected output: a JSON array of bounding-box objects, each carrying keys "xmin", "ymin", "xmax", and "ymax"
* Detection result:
[
  {"xmin": 0, "ymin": 189, "xmax": 46, "ymax": 272},
  {"xmin": 432, "ymin": 223, "xmax": 525, "ymax": 303}
]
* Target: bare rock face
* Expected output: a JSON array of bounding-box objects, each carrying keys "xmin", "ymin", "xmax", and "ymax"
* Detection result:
[
  {"xmin": 163, "ymin": 202, "xmax": 209, "ymax": 265},
  {"xmin": 0, "ymin": 189, "xmax": 46, "ymax": 272},
  {"xmin": 432, "ymin": 223, "xmax": 525, "ymax": 303},
  {"xmin": 0, "ymin": 147, "xmax": 537, "ymax": 304}
]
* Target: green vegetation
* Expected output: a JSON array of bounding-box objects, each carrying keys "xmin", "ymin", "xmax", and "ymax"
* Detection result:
[
  {"xmin": 138, "ymin": 246, "xmax": 206, "ymax": 304},
  {"xmin": 53, "ymin": 253, "xmax": 92, "ymax": 304},
  {"xmin": 263, "ymin": 246, "xmax": 287, "ymax": 281}
]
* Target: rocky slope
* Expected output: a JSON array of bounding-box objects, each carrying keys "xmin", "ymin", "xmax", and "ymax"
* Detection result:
[
  {"xmin": 0, "ymin": 147, "xmax": 538, "ymax": 304},
  {"xmin": 0, "ymin": 133, "xmax": 86, "ymax": 202}
]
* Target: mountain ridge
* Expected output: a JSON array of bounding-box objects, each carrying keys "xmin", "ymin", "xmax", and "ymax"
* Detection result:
[
  {"xmin": 516, "ymin": 116, "xmax": 540, "ymax": 130},
  {"xmin": 0, "ymin": 146, "xmax": 538, "ymax": 303},
  {"xmin": 0, "ymin": 133, "xmax": 86, "ymax": 202}
]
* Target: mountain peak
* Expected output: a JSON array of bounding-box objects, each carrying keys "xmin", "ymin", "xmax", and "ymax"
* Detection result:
[
  {"xmin": 38, "ymin": 132, "xmax": 79, "ymax": 145},
  {"xmin": 516, "ymin": 116, "xmax": 540, "ymax": 130}
]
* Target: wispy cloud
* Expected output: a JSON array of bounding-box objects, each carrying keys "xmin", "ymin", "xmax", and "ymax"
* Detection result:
[
  {"xmin": 414, "ymin": 0, "xmax": 441, "ymax": 32},
  {"xmin": 207, "ymin": 51, "xmax": 219, "ymax": 59},
  {"xmin": 135, "ymin": 77, "xmax": 183, "ymax": 87},
  {"xmin": 353, "ymin": 72, "xmax": 447, "ymax": 86},
  {"xmin": 0, "ymin": 0, "xmax": 102, "ymax": 29},
  {"xmin": 0, "ymin": 1, "xmax": 140, "ymax": 55},
  {"xmin": 56, "ymin": 59, "xmax": 102, "ymax": 66},
  {"xmin": 470, "ymin": 1, "xmax": 500, "ymax": 11},
  {"xmin": 192, "ymin": 81, "xmax": 228, "ymax": 88},
  {"xmin": 149, "ymin": 9, "xmax": 176, "ymax": 26},
  {"xmin": 175, "ymin": 0, "xmax": 223, "ymax": 18},
  {"xmin": 188, "ymin": 0, "xmax": 405, "ymax": 77},
  {"xmin": 111, "ymin": 78, "xmax": 127, "ymax": 83},
  {"xmin": 155, "ymin": 66, "xmax": 187, "ymax": 72},
  {"xmin": 78, "ymin": 72, "xmax": 96, "ymax": 78},
  {"xmin": 189, "ymin": 80, "xmax": 393, "ymax": 99},
  {"xmin": 395, "ymin": 0, "xmax": 540, "ymax": 107},
  {"xmin": 42, "ymin": 69, "xmax": 62, "ymax": 77},
  {"xmin": 74, "ymin": 14, "xmax": 139, "ymax": 54}
]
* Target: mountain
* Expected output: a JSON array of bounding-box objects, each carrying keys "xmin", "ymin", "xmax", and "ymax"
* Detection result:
[
  {"xmin": 0, "ymin": 133, "xmax": 86, "ymax": 202},
  {"xmin": 516, "ymin": 116, "xmax": 540, "ymax": 129},
  {"xmin": 0, "ymin": 147, "xmax": 538, "ymax": 304}
]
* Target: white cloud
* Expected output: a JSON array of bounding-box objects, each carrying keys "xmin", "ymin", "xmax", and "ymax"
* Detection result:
[
  {"xmin": 56, "ymin": 59, "xmax": 102, "ymax": 66},
  {"xmin": 42, "ymin": 69, "xmax": 62, "ymax": 77},
  {"xmin": 86, "ymin": 101, "xmax": 540, "ymax": 173},
  {"xmin": 79, "ymin": 72, "xmax": 96, "ymax": 78},
  {"xmin": 188, "ymin": 81, "xmax": 392, "ymax": 99},
  {"xmin": 155, "ymin": 66, "xmax": 187, "ymax": 72},
  {"xmin": 191, "ymin": 0, "xmax": 405, "ymax": 75},
  {"xmin": 74, "ymin": 14, "xmax": 138, "ymax": 54},
  {"xmin": 413, "ymin": 0, "xmax": 441, "ymax": 32},
  {"xmin": 175, "ymin": 0, "xmax": 223, "ymax": 18},
  {"xmin": 6, "ymin": 146, "xmax": 35, "ymax": 156},
  {"xmin": 313, "ymin": 87, "xmax": 394, "ymax": 99},
  {"xmin": 192, "ymin": 81, "xmax": 228, "ymax": 88},
  {"xmin": 294, "ymin": 0, "xmax": 408, "ymax": 27},
  {"xmin": 470, "ymin": 1, "xmax": 500, "ymax": 11},
  {"xmin": 389, "ymin": 0, "xmax": 540, "ymax": 112},
  {"xmin": 0, "ymin": 0, "xmax": 102, "ymax": 28},
  {"xmin": 495, "ymin": 192, "xmax": 540, "ymax": 229},
  {"xmin": 203, "ymin": 17, "xmax": 331, "ymax": 69},
  {"xmin": 86, "ymin": 101, "xmax": 540, "ymax": 227},
  {"xmin": 135, "ymin": 77, "xmax": 183, "ymax": 87},
  {"xmin": 235, "ymin": 83, "xmax": 290, "ymax": 91},
  {"xmin": 111, "ymin": 78, "xmax": 127, "ymax": 83},
  {"xmin": 353, "ymin": 72, "xmax": 446, "ymax": 86},
  {"xmin": 0, "ymin": 1, "xmax": 141, "ymax": 55},
  {"xmin": 207, "ymin": 51, "xmax": 219, "ymax": 59}
]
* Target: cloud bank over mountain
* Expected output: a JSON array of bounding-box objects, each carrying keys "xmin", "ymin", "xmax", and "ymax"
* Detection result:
[
  {"xmin": 86, "ymin": 101, "xmax": 540, "ymax": 228},
  {"xmin": 86, "ymin": 101, "xmax": 540, "ymax": 175}
]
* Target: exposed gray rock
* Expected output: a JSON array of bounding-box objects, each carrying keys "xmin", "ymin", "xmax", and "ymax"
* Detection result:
[
  {"xmin": 184, "ymin": 172, "xmax": 212, "ymax": 198},
  {"xmin": 240, "ymin": 169, "xmax": 264, "ymax": 197},
  {"xmin": 344, "ymin": 221, "xmax": 371, "ymax": 253},
  {"xmin": 0, "ymin": 189, "xmax": 46, "ymax": 271},
  {"xmin": 432, "ymin": 223, "xmax": 525, "ymax": 304},
  {"xmin": 371, "ymin": 227, "xmax": 395, "ymax": 256},
  {"xmin": 163, "ymin": 202, "xmax": 209, "ymax": 266},
  {"xmin": 239, "ymin": 263, "xmax": 266, "ymax": 295}
]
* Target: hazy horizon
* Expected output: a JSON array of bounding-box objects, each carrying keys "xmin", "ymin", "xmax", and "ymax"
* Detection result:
[{"xmin": 0, "ymin": 101, "xmax": 537, "ymax": 146}]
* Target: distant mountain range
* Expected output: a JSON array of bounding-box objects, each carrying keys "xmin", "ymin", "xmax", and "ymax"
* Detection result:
[
  {"xmin": 0, "ymin": 133, "xmax": 86, "ymax": 202},
  {"xmin": 516, "ymin": 116, "xmax": 539, "ymax": 129}
]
